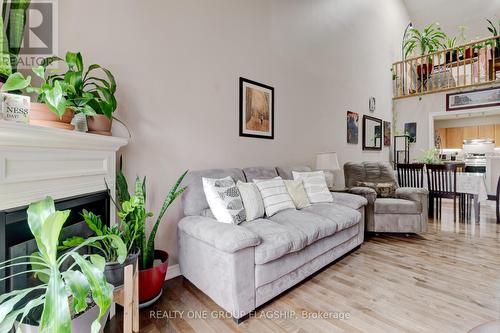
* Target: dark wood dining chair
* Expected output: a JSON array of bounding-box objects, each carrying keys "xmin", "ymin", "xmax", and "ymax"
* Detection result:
[
  {"xmin": 426, "ymin": 163, "xmax": 459, "ymax": 222},
  {"xmin": 397, "ymin": 163, "xmax": 425, "ymax": 188}
]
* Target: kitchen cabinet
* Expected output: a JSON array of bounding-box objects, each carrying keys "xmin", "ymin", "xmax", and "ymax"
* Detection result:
[
  {"xmin": 435, "ymin": 128, "xmax": 447, "ymax": 148},
  {"xmin": 463, "ymin": 126, "xmax": 479, "ymax": 140},
  {"xmin": 446, "ymin": 127, "xmax": 464, "ymax": 148},
  {"xmin": 496, "ymin": 124, "xmax": 500, "ymax": 147},
  {"xmin": 478, "ymin": 125, "xmax": 495, "ymax": 140}
]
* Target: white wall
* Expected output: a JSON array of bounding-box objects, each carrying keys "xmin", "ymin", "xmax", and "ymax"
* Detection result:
[{"xmin": 59, "ymin": 0, "xmax": 409, "ymax": 264}]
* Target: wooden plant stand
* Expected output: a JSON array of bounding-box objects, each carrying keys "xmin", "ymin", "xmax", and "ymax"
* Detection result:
[{"xmin": 110, "ymin": 263, "xmax": 139, "ymax": 332}]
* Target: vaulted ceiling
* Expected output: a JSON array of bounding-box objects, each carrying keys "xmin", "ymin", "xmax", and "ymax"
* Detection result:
[{"xmin": 403, "ymin": 0, "xmax": 500, "ymax": 40}]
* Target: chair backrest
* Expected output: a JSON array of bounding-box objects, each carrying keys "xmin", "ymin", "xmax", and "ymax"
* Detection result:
[
  {"xmin": 426, "ymin": 163, "xmax": 457, "ymax": 197},
  {"xmin": 397, "ymin": 163, "xmax": 424, "ymax": 188},
  {"xmin": 344, "ymin": 161, "xmax": 397, "ymax": 188}
]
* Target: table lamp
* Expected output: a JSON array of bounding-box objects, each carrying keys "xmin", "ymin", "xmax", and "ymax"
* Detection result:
[{"xmin": 316, "ymin": 152, "xmax": 340, "ymax": 190}]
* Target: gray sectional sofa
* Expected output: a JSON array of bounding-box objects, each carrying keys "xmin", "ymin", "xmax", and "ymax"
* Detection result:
[{"xmin": 178, "ymin": 166, "xmax": 367, "ymax": 322}]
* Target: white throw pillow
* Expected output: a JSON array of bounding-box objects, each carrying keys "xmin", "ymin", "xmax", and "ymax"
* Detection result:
[
  {"xmin": 292, "ymin": 171, "xmax": 333, "ymax": 204},
  {"xmin": 202, "ymin": 176, "xmax": 246, "ymax": 224},
  {"xmin": 237, "ymin": 181, "xmax": 265, "ymax": 221},
  {"xmin": 254, "ymin": 177, "xmax": 296, "ymax": 216}
]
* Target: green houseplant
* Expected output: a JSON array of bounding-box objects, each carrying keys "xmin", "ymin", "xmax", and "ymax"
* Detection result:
[
  {"xmin": 443, "ymin": 36, "xmax": 457, "ymax": 63},
  {"xmin": 1, "ymin": 51, "xmax": 117, "ymax": 133},
  {"xmin": 403, "ymin": 23, "xmax": 446, "ymax": 80},
  {"xmin": 0, "ymin": 197, "xmax": 126, "ymax": 333},
  {"xmin": 486, "ymin": 19, "xmax": 500, "ymax": 58},
  {"xmin": 115, "ymin": 162, "xmax": 188, "ymax": 304},
  {"xmin": 61, "ymin": 210, "xmax": 140, "ymax": 288},
  {"xmin": 418, "ymin": 148, "xmax": 442, "ymax": 164},
  {"xmin": 0, "ymin": 0, "xmax": 31, "ymax": 81}
]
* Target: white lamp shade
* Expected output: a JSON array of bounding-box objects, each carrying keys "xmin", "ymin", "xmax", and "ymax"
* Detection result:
[{"xmin": 316, "ymin": 152, "xmax": 340, "ymax": 171}]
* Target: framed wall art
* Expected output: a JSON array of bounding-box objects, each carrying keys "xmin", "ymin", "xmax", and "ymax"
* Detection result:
[
  {"xmin": 239, "ymin": 77, "xmax": 274, "ymax": 139},
  {"xmin": 446, "ymin": 86, "xmax": 500, "ymax": 111},
  {"xmin": 346, "ymin": 111, "xmax": 359, "ymax": 144}
]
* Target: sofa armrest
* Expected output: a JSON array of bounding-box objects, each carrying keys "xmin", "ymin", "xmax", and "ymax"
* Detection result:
[
  {"xmin": 331, "ymin": 192, "xmax": 368, "ymax": 210},
  {"xmin": 395, "ymin": 187, "xmax": 429, "ymax": 203},
  {"xmin": 178, "ymin": 216, "xmax": 261, "ymax": 253},
  {"xmin": 348, "ymin": 187, "xmax": 377, "ymax": 204}
]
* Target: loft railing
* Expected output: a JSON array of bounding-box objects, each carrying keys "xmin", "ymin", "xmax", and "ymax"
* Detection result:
[{"xmin": 392, "ymin": 35, "xmax": 500, "ymax": 99}]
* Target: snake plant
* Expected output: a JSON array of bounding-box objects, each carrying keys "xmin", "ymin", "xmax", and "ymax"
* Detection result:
[
  {"xmin": 0, "ymin": 0, "xmax": 31, "ymax": 80},
  {"xmin": 0, "ymin": 197, "xmax": 126, "ymax": 333},
  {"xmin": 115, "ymin": 161, "xmax": 188, "ymax": 270}
]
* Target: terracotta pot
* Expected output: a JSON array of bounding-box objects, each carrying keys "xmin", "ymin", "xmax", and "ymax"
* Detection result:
[
  {"xmin": 87, "ymin": 114, "xmax": 112, "ymax": 136},
  {"xmin": 29, "ymin": 102, "xmax": 75, "ymax": 130},
  {"xmin": 138, "ymin": 250, "xmax": 169, "ymax": 306}
]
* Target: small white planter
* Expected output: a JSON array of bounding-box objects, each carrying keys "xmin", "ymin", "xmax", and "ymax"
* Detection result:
[{"xmin": 16, "ymin": 306, "xmax": 109, "ymax": 333}]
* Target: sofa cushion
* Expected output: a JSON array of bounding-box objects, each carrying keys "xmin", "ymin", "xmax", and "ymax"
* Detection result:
[
  {"xmin": 182, "ymin": 168, "xmax": 246, "ymax": 216},
  {"xmin": 254, "ymin": 177, "xmax": 296, "ymax": 217},
  {"xmin": 292, "ymin": 171, "xmax": 333, "ymax": 204},
  {"xmin": 240, "ymin": 219, "xmax": 307, "ymax": 264},
  {"xmin": 243, "ymin": 167, "xmax": 278, "ymax": 181},
  {"xmin": 276, "ymin": 166, "xmax": 311, "ymax": 180},
  {"xmin": 202, "ymin": 176, "xmax": 246, "ymax": 224},
  {"xmin": 344, "ymin": 161, "xmax": 397, "ymax": 189},
  {"xmin": 284, "ymin": 180, "xmax": 310, "ymax": 209},
  {"xmin": 268, "ymin": 209, "xmax": 337, "ymax": 245},
  {"xmin": 374, "ymin": 198, "xmax": 421, "ymax": 214},
  {"xmin": 302, "ymin": 203, "xmax": 360, "ymax": 232}
]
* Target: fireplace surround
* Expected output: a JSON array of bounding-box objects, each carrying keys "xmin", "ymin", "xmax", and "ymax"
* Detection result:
[{"xmin": 0, "ymin": 120, "xmax": 128, "ymax": 293}]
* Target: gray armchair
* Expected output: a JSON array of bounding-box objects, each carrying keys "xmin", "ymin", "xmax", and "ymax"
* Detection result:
[{"xmin": 344, "ymin": 161, "xmax": 428, "ymax": 233}]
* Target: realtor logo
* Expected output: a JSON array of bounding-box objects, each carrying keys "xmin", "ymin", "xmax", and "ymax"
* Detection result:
[
  {"xmin": 20, "ymin": 1, "xmax": 54, "ymax": 55},
  {"xmin": 3, "ymin": 0, "xmax": 58, "ymax": 69}
]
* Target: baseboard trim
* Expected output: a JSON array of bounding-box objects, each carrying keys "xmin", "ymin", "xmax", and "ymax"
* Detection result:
[{"xmin": 166, "ymin": 264, "xmax": 181, "ymax": 280}]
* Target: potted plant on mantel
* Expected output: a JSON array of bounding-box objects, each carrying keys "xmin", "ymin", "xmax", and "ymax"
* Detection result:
[
  {"xmin": 403, "ymin": 23, "xmax": 446, "ymax": 80},
  {"xmin": 0, "ymin": 197, "xmax": 127, "ymax": 333},
  {"xmin": 115, "ymin": 161, "xmax": 188, "ymax": 306},
  {"xmin": 1, "ymin": 51, "xmax": 118, "ymax": 135}
]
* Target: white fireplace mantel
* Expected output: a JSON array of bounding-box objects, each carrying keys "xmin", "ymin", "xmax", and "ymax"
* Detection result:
[{"xmin": 0, "ymin": 120, "xmax": 128, "ymax": 216}]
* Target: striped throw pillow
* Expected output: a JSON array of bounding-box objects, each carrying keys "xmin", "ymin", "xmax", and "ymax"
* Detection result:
[
  {"xmin": 292, "ymin": 171, "xmax": 333, "ymax": 204},
  {"xmin": 254, "ymin": 177, "xmax": 296, "ymax": 217}
]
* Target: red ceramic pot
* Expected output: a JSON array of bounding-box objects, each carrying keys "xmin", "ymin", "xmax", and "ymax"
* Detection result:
[
  {"xmin": 139, "ymin": 250, "xmax": 169, "ymax": 304},
  {"xmin": 416, "ymin": 63, "xmax": 433, "ymax": 79}
]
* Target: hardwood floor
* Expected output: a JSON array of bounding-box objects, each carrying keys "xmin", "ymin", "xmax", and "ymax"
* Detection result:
[{"xmin": 105, "ymin": 200, "xmax": 500, "ymax": 333}]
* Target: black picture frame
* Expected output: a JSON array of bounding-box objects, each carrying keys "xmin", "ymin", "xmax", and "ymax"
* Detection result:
[
  {"xmin": 239, "ymin": 77, "xmax": 274, "ymax": 139},
  {"xmin": 446, "ymin": 86, "xmax": 500, "ymax": 111},
  {"xmin": 362, "ymin": 115, "xmax": 383, "ymax": 151}
]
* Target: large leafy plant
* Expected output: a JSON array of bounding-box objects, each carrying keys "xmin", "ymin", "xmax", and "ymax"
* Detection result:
[
  {"xmin": 0, "ymin": 197, "xmax": 126, "ymax": 333},
  {"xmin": 1, "ymin": 51, "xmax": 117, "ymax": 119},
  {"xmin": 403, "ymin": 23, "xmax": 446, "ymax": 58},
  {"xmin": 115, "ymin": 163, "xmax": 188, "ymax": 270},
  {"xmin": 0, "ymin": 0, "xmax": 31, "ymax": 79},
  {"xmin": 61, "ymin": 210, "xmax": 126, "ymax": 263}
]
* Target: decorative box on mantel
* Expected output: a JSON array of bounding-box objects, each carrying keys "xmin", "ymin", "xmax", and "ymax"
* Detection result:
[{"xmin": 0, "ymin": 120, "xmax": 128, "ymax": 220}]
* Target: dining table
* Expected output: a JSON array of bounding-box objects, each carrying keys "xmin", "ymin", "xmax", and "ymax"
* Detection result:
[{"xmin": 424, "ymin": 172, "xmax": 488, "ymax": 223}]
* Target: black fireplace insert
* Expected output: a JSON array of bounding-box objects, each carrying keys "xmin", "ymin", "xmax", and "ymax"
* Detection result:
[{"xmin": 0, "ymin": 191, "xmax": 110, "ymax": 294}]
